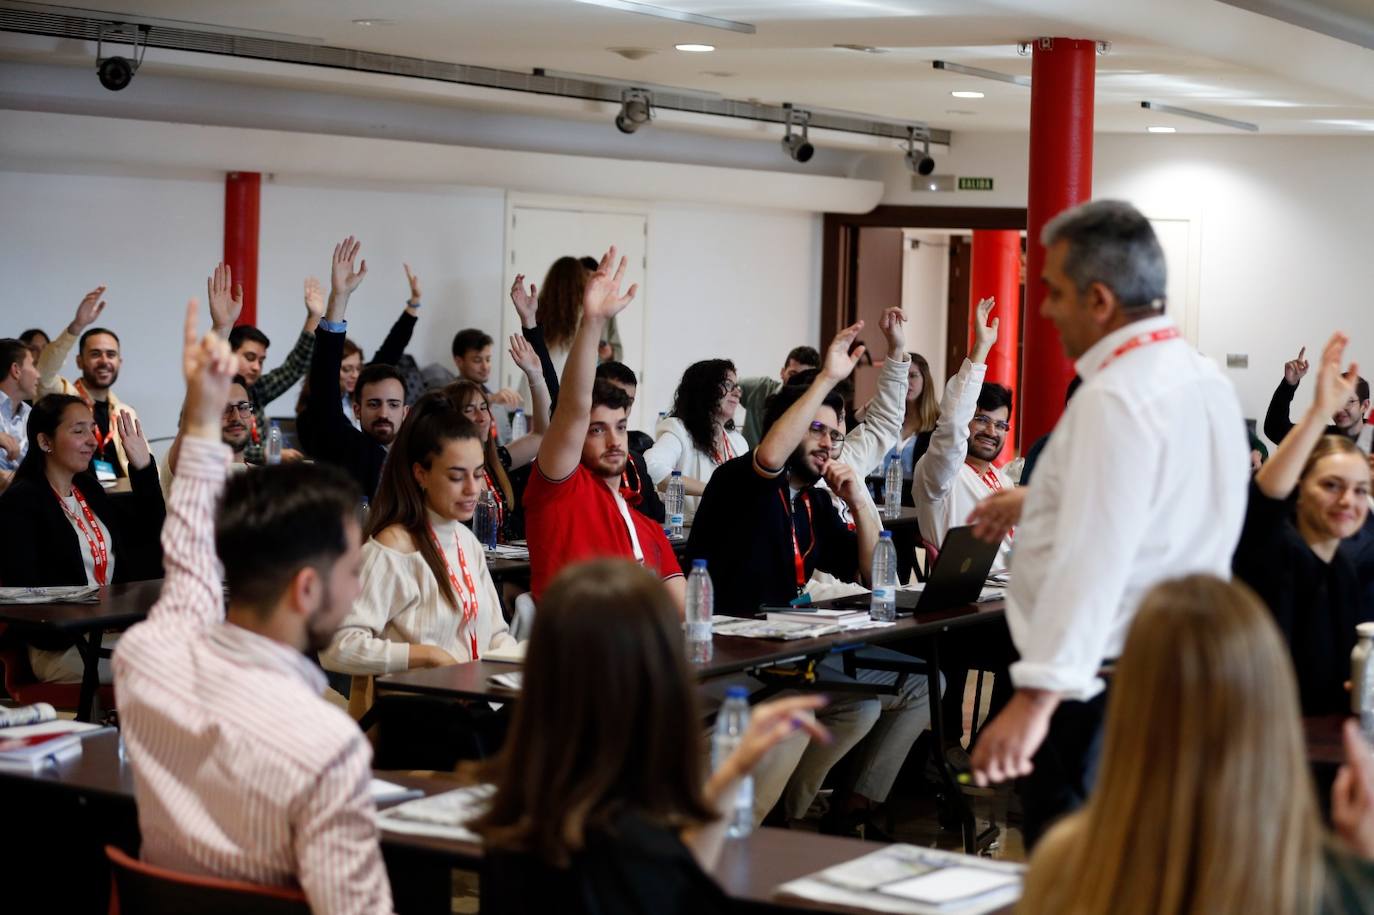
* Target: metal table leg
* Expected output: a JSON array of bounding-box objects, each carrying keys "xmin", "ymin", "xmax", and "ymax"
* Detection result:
[{"xmin": 73, "ymin": 628, "xmax": 104, "ymax": 723}]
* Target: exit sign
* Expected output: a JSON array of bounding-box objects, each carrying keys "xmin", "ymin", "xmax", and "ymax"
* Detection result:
[{"xmin": 958, "ymin": 177, "xmax": 995, "ymax": 191}]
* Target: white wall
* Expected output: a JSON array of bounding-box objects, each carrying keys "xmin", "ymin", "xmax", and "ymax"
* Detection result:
[
  {"xmin": 867, "ymin": 131, "xmax": 1374, "ymax": 443},
  {"xmin": 900, "ymin": 231, "xmax": 952, "ymax": 386}
]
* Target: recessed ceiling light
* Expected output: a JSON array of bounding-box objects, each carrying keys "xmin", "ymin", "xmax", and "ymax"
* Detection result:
[
  {"xmin": 951, "ymin": 90, "xmax": 985, "ymax": 99},
  {"xmin": 675, "ymin": 43, "xmax": 715, "ymax": 52},
  {"xmin": 352, "ymin": 19, "xmax": 395, "ymax": 26},
  {"xmin": 1147, "ymin": 126, "xmax": 1177, "ymax": 133}
]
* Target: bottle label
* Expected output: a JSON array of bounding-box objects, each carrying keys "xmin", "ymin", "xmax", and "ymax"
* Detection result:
[
  {"xmin": 686, "ymin": 621, "xmax": 712, "ymax": 642},
  {"xmin": 670, "ymin": 513, "xmax": 684, "ymax": 527},
  {"xmin": 871, "ymin": 587, "xmax": 894, "ymax": 602}
]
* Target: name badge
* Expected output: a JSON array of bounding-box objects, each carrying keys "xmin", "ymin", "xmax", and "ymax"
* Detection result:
[{"xmin": 92, "ymin": 459, "xmax": 117, "ymax": 482}]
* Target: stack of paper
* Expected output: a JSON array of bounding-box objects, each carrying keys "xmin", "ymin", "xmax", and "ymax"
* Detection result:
[
  {"xmin": 711, "ymin": 617, "xmax": 841, "ymax": 640},
  {"xmin": 0, "ymin": 586, "xmax": 100, "ymax": 604},
  {"xmin": 376, "ymin": 784, "xmax": 495, "ymax": 841},
  {"xmin": 776, "ymin": 844, "xmax": 1022, "ymax": 914},
  {"xmin": 483, "ymin": 642, "xmax": 527, "ymax": 664},
  {"xmin": 0, "ymin": 719, "xmax": 110, "ymax": 772}
]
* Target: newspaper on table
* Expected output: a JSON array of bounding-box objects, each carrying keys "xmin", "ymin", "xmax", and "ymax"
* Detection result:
[
  {"xmin": 0, "ymin": 586, "xmax": 100, "ymax": 604},
  {"xmin": 711, "ymin": 617, "xmax": 842, "ymax": 640},
  {"xmin": 776, "ymin": 843, "xmax": 1023, "ymax": 915},
  {"xmin": 375, "ymin": 783, "xmax": 495, "ymax": 842}
]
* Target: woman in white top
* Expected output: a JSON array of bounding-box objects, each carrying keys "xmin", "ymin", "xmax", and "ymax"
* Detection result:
[
  {"xmin": 321, "ymin": 392, "xmax": 517, "ymax": 676},
  {"xmin": 644, "ymin": 359, "xmax": 747, "ymax": 522}
]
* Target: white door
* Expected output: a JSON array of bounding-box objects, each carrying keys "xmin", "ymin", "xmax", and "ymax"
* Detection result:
[
  {"xmin": 503, "ymin": 201, "xmax": 649, "ymax": 429},
  {"xmin": 1148, "ymin": 216, "xmax": 1201, "ymax": 347}
]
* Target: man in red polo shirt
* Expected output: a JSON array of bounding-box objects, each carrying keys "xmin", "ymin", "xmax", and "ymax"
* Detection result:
[{"xmin": 524, "ymin": 246, "xmax": 685, "ymax": 606}]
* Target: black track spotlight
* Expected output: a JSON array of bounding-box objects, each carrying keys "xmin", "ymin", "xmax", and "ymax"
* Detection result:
[
  {"xmin": 615, "ymin": 88, "xmax": 653, "ymax": 134},
  {"xmin": 905, "ymin": 129, "xmax": 935, "ymax": 175},
  {"xmin": 781, "ymin": 104, "xmax": 814, "ymax": 163},
  {"xmin": 95, "ymin": 22, "xmax": 148, "ymax": 91}
]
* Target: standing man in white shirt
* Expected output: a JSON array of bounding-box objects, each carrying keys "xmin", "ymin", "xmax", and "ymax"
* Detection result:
[
  {"xmin": 911, "ymin": 297, "xmax": 1014, "ymax": 572},
  {"xmin": 0, "ymin": 338, "xmax": 40, "ymax": 487},
  {"xmin": 969, "ymin": 200, "xmax": 1249, "ymax": 847}
]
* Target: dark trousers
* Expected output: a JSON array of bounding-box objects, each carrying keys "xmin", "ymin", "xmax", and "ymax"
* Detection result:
[{"xmin": 1019, "ymin": 689, "xmax": 1109, "ymax": 850}]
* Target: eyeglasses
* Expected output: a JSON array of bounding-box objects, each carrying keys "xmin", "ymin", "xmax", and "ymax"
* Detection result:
[
  {"xmin": 807, "ymin": 421, "xmax": 845, "ymax": 446},
  {"xmin": 971, "ymin": 414, "xmax": 1010, "ymax": 433},
  {"xmin": 720, "ymin": 381, "xmax": 742, "ymax": 395},
  {"xmin": 223, "ymin": 401, "xmax": 253, "ymax": 417}
]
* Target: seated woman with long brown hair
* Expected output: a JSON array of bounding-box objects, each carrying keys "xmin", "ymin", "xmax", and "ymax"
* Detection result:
[
  {"xmin": 320, "ymin": 392, "xmax": 515, "ymax": 679},
  {"xmin": 474, "ymin": 559, "xmax": 830, "ymax": 914},
  {"xmin": 1017, "ymin": 574, "xmax": 1374, "ymax": 914}
]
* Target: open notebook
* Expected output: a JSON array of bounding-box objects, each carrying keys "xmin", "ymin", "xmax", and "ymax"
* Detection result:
[{"xmin": 776, "ymin": 844, "xmax": 1022, "ymax": 914}]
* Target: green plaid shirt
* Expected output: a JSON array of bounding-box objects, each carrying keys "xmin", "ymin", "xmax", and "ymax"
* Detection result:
[{"xmin": 244, "ymin": 330, "xmax": 314, "ymax": 464}]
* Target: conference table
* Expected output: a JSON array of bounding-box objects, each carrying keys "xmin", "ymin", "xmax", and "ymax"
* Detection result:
[{"xmin": 0, "ymin": 729, "xmax": 978, "ymax": 915}]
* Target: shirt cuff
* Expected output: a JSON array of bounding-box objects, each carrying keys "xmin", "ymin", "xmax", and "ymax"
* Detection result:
[
  {"xmin": 1009, "ymin": 660, "xmax": 1105, "ymax": 702},
  {"xmin": 404, "ymin": 299, "xmax": 420, "ymax": 310},
  {"xmin": 177, "ymin": 437, "xmax": 233, "ymax": 480},
  {"xmin": 319, "ymin": 318, "xmax": 347, "ymax": 333},
  {"xmin": 392, "ymin": 641, "xmax": 415, "ymax": 674}
]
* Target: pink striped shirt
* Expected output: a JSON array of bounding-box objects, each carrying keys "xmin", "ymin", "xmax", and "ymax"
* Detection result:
[{"xmin": 113, "ymin": 437, "xmax": 394, "ymax": 914}]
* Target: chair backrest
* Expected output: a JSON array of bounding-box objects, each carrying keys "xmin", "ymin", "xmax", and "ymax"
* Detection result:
[{"xmin": 105, "ymin": 845, "xmax": 310, "ymax": 915}]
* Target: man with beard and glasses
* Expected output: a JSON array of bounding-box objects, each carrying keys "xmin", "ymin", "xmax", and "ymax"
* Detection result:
[
  {"xmin": 304, "ymin": 236, "xmax": 410, "ymax": 500},
  {"xmin": 161, "ymin": 376, "xmax": 256, "ymax": 498},
  {"xmin": 37, "ymin": 285, "xmax": 141, "ymax": 477},
  {"xmin": 524, "ymin": 247, "xmax": 684, "ymax": 608},
  {"xmin": 912, "ymin": 296, "xmax": 1016, "ymax": 574},
  {"xmin": 113, "ymin": 300, "xmax": 393, "ymax": 915}
]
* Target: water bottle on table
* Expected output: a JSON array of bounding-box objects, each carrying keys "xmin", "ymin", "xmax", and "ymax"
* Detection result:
[
  {"xmin": 884, "ymin": 456, "xmax": 903, "ymax": 519},
  {"xmin": 266, "ymin": 421, "xmax": 283, "ymax": 465},
  {"xmin": 475, "ymin": 489, "xmax": 499, "ymax": 550},
  {"xmin": 666, "ymin": 470, "xmax": 686, "ymax": 538},
  {"xmin": 1353, "ymin": 622, "xmax": 1374, "ymax": 738},
  {"xmin": 712, "ymin": 686, "xmax": 753, "ymax": 838},
  {"xmin": 685, "ymin": 559, "xmax": 714, "ymax": 664},
  {"xmin": 870, "ymin": 530, "xmax": 898, "ymax": 621},
  {"xmin": 509, "ymin": 409, "xmax": 528, "ymax": 440}
]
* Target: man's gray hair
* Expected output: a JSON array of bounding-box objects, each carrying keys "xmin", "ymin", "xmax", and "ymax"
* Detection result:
[{"xmin": 1041, "ymin": 200, "xmax": 1167, "ymax": 313}]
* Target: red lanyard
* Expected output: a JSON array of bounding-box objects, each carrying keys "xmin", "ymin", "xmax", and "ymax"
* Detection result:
[
  {"xmin": 966, "ymin": 462, "xmax": 1004, "ymax": 493},
  {"xmin": 53, "ymin": 485, "xmax": 108, "ymax": 585},
  {"xmin": 713, "ymin": 432, "xmax": 736, "ymax": 465},
  {"xmin": 1097, "ymin": 327, "xmax": 1181, "ymax": 372},
  {"xmin": 73, "ymin": 380, "xmax": 108, "ymax": 457},
  {"xmin": 619, "ymin": 458, "xmax": 643, "ymax": 506},
  {"xmin": 777, "ymin": 489, "xmax": 815, "ymax": 593},
  {"xmin": 426, "ymin": 522, "xmax": 481, "ymax": 660}
]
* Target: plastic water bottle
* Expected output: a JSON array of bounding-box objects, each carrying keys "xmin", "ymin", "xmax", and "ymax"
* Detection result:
[
  {"xmin": 712, "ymin": 686, "xmax": 753, "ymax": 838},
  {"xmin": 266, "ymin": 422, "xmax": 283, "ymax": 465},
  {"xmin": 870, "ymin": 530, "xmax": 898, "ymax": 621},
  {"xmin": 884, "ymin": 455, "xmax": 903, "ymax": 519},
  {"xmin": 685, "ymin": 559, "xmax": 714, "ymax": 664},
  {"xmin": 666, "ymin": 470, "xmax": 686, "ymax": 538},
  {"xmin": 509, "ymin": 409, "xmax": 528, "ymax": 440},
  {"xmin": 1353, "ymin": 622, "xmax": 1374, "ymax": 738},
  {"xmin": 475, "ymin": 489, "xmax": 499, "ymax": 549}
]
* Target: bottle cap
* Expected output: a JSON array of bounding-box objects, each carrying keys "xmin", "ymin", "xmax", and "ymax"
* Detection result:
[
  {"xmin": 725, "ymin": 686, "xmax": 748, "ymax": 700},
  {"xmin": 692, "ymin": 559, "xmax": 707, "ymax": 570},
  {"xmin": 672, "ymin": 470, "xmax": 682, "ymax": 476},
  {"xmin": 1359, "ymin": 622, "xmax": 1374, "ymax": 638},
  {"xmin": 879, "ymin": 530, "xmax": 893, "ymax": 539}
]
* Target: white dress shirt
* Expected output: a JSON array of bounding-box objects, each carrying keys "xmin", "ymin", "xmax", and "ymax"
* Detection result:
[
  {"xmin": 0, "ymin": 389, "xmax": 29, "ymax": 471},
  {"xmin": 842, "ymin": 356, "xmax": 912, "ymax": 478},
  {"xmin": 1006, "ymin": 316, "xmax": 1249, "ymax": 700},
  {"xmin": 643, "ymin": 416, "xmax": 748, "ymax": 522},
  {"xmin": 113, "ymin": 437, "xmax": 393, "ymax": 914},
  {"xmin": 912, "ymin": 359, "xmax": 1014, "ymax": 573},
  {"xmin": 322, "ymin": 510, "xmax": 516, "ymax": 675}
]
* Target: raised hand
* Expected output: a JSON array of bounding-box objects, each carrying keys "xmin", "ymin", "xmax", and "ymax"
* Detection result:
[
  {"xmin": 510, "ymin": 274, "xmax": 538, "ymax": 328},
  {"xmin": 181, "ymin": 298, "xmax": 239, "ymax": 441},
  {"xmin": 403, "ymin": 263, "xmax": 422, "ymax": 306},
  {"xmin": 68, "ymin": 286, "xmax": 108, "ymax": 336},
  {"xmin": 303, "ymin": 276, "xmax": 326, "ymax": 321},
  {"xmin": 330, "ymin": 236, "xmax": 368, "ymax": 299},
  {"xmin": 207, "ymin": 263, "xmax": 244, "ymax": 334},
  {"xmin": 509, "ymin": 334, "xmax": 541, "ymax": 377},
  {"xmin": 971, "ymin": 297, "xmax": 999, "ymax": 362},
  {"xmin": 1312, "ymin": 333, "xmax": 1359, "ymax": 419},
  {"xmin": 582, "ymin": 246, "xmax": 638, "ymax": 321},
  {"xmin": 879, "ymin": 307, "xmax": 907, "ymax": 360},
  {"xmin": 1284, "ymin": 346, "xmax": 1310, "ymax": 386},
  {"xmin": 822, "ymin": 321, "xmax": 866, "ymax": 384},
  {"xmin": 115, "ymin": 411, "xmax": 150, "ymax": 471}
]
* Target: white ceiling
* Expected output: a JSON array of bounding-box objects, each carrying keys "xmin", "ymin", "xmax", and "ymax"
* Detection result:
[{"xmin": 5, "ymin": 0, "xmax": 1374, "ymax": 136}]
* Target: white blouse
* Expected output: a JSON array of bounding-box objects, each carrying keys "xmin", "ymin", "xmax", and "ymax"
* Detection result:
[
  {"xmin": 643, "ymin": 416, "xmax": 748, "ymax": 523},
  {"xmin": 320, "ymin": 510, "xmax": 517, "ymax": 675}
]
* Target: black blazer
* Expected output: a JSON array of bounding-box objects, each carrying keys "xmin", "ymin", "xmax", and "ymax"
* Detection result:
[{"xmin": 0, "ymin": 462, "xmax": 166, "ymax": 587}]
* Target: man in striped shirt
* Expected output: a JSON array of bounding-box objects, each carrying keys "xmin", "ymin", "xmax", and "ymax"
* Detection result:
[{"xmin": 113, "ymin": 302, "xmax": 393, "ymax": 914}]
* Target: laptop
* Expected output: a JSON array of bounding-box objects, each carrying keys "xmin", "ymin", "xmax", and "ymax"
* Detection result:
[{"xmin": 832, "ymin": 525, "xmax": 1001, "ymax": 616}]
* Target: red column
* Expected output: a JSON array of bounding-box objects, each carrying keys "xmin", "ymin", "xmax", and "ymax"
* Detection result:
[
  {"xmin": 1021, "ymin": 38, "xmax": 1096, "ymax": 446},
  {"xmin": 223, "ymin": 172, "xmax": 261, "ymax": 328},
  {"xmin": 969, "ymin": 229, "xmax": 1022, "ymax": 464}
]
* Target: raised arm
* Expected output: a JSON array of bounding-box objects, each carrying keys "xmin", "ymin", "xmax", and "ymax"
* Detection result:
[
  {"xmin": 841, "ymin": 307, "xmax": 911, "ymax": 476},
  {"xmin": 512, "ymin": 274, "xmax": 561, "ymax": 410},
  {"xmin": 502, "ymin": 333, "xmax": 549, "ymax": 469},
  {"xmin": 1256, "ymin": 333, "xmax": 1356, "ymax": 500},
  {"xmin": 755, "ymin": 323, "xmax": 865, "ymax": 473},
  {"xmin": 148, "ymin": 300, "xmax": 236, "ymax": 630},
  {"xmin": 38, "ymin": 286, "xmax": 105, "ymax": 395},
  {"xmin": 369, "ymin": 263, "xmax": 422, "ymax": 367},
  {"xmin": 251, "ymin": 277, "xmax": 325, "ymax": 408},
  {"xmin": 304, "ymin": 239, "xmax": 368, "ymax": 455},
  {"xmin": 206, "ymin": 263, "xmax": 244, "ymax": 338},
  {"xmin": 536, "ymin": 247, "xmax": 637, "ymax": 481}
]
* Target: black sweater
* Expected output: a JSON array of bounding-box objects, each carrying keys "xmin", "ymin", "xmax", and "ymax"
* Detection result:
[{"xmin": 0, "ymin": 463, "xmax": 166, "ymax": 588}]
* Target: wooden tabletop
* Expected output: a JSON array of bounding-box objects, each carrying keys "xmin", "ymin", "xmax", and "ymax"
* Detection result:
[
  {"xmin": 879, "ymin": 506, "xmax": 922, "ymax": 532},
  {"xmin": 0, "ymin": 579, "xmax": 163, "ymax": 632},
  {"xmin": 378, "ymin": 600, "xmax": 1006, "ymax": 703}
]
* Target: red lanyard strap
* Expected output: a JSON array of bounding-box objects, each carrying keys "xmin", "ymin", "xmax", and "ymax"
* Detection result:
[
  {"xmin": 426, "ymin": 522, "xmax": 481, "ymax": 660},
  {"xmin": 1097, "ymin": 327, "xmax": 1181, "ymax": 372},
  {"xmin": 713, "ymin": 433, "xmax": 736, "ymax": 465},
  {"xmin": 777, "ymin": 489, "xmax": 815, "ymax": 592},
  {"xmin": 53, "ymin": 485, "xmax": 109, "ymax": 585},
  {"xmin": 966, "ymin": 461, "xmax": 1004, "ymax": 493},
  {"xmin": 619, "ymin": 459, "xmax": 643, "ymax": 506}
]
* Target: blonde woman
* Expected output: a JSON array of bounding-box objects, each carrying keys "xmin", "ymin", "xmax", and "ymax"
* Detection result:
[{"xmin": 1017, "ymin": 574, "xmax": 1374, "ymax": 915}]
